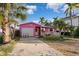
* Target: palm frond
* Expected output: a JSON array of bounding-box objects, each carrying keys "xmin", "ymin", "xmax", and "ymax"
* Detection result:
[
  {"xmin": 17, "ymin": 6, "xmax": 28, "ymax": 11},
  {"xmin": 21, "ymin": 14, "xmax": 26, "ymax": 20},
  {"xmin": 9, "ymin": 19, "xmax": 18, "ymax": 24},
  {"xmin": 64, "ymin": 8, "xmax": 69, "ymax": 16}
]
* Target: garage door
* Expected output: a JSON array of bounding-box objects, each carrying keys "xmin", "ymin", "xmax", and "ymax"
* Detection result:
[{"xmin": 21, "ymin": 28, "xmax": 34, "ymax": 36}]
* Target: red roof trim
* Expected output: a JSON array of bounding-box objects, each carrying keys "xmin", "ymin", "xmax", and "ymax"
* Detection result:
[
  {"xmin": 20, "ymin": 22, "xmax": 41, "ymax": 26},
  {"xmin": 20, "ymin": 22, "xmax": 52, "ymax": 28}
]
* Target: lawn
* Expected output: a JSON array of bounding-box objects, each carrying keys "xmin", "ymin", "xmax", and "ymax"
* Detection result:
[
  {"xmin": 0, "ymin": 40, "xmax": 16, "ymax": 56},
  {"xmin": 40, "ymin": 37, "xmax": 79, "ymax": 56}
]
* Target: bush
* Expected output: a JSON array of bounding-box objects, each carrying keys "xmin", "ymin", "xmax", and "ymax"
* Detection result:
[
  {"xmin": 14, "ymin": 30, "xmax": 20, "ymax": 41},
  {"xmin": 43, "ymin": 35, "xmax": 64, "ymax": 42},
  {"xmin": 74, "ymin": 26, "xmax": 79, "ymax": 37},
  {"xmin": 61, "ymin": 32, "xmax": 71, "ymax": 36},
  {"xmin": 0, "ymin": 36, "xmax": 3, "ymax": 44},
  {"xmin": 14, "ymin": 30, "xmax": 21, "ymax": 37}
]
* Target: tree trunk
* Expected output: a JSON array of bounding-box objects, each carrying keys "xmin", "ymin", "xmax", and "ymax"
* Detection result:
[
  {"xmin": 2, "ymin": 10, "xmax": 11, "ymax": 44},
  {"xmin": 12, "ymin": 24, "xmax": 16, "ymax": 39},
  {"xmin": 70, "ymin": 8, "xmax": 73, "ymax": 37}
]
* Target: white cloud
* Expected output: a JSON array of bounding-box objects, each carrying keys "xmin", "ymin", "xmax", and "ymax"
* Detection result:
[
  {"xmin": 50, "ymin": 19, "xmax": 54, "ymax": 22},
  {"xmin": 27, "ymin": 9, "xmax": 34, "ymax": 14},
  {"xmin": 26, "ymin": 5, "xmax": 37, "ymax": 14},
  {"xmin": 26, "ymin": 5, "xmax": 37, "ymax": 10},
  {"xmin": 61, "ymin": 4, "xmax": 68, "ymax": 12},
  {"xmin": 47, "ymin": 3, "xmax": 64, "ymax": 13},
  {"xmin": 33, "ymin": 20, "xmax": 39, "ymax": 23}
]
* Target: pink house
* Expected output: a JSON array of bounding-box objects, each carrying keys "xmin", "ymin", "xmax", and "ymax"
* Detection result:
[{"xmin": 19, "ymin": 22, "xmax": 53, "ymax": 37}]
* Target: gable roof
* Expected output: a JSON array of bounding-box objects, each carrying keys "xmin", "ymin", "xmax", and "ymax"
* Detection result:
[
  {"xmin": 20, "ymin": 22, "xmax": 41, "ymax": 26},
  {"xmin": 20, "ymin": 22, "xmax": 52, "ymax": 28}
]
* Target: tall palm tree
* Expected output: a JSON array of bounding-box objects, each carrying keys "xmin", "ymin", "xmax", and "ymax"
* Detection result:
[
  {"xmin": 0, "ymin": 3, "xmax": 27, "ymax": 43},
  {"xmin": 44, "ymin": 20, "xmax": 50, "ymax": 26},
  {"xmin": 39, "ymin": 17, "xmax": 52, "ymax": 26},
  {"xmin": 65, "ymin": 3, "xmax": 79, "ymax": 36},
  {"xmin": 39, "ymin": 17, "xmax": 46, "ymax": 25}
]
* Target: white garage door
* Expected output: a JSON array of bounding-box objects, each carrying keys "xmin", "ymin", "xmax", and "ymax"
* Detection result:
[{"xmin": 21, "ymin": 28, "xmax": 34, "ymax": 36}]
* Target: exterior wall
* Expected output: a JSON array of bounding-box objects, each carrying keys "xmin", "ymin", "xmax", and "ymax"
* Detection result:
[
  {"xmin": 45, "ymin": 28, "xmax": 49, "ymax": 32},
  {"xmin": 20, "ymin": 22, "xmax": 52, "ymax": 36},
  {"xmin": 20, "ymin": 23, "xmax": 35, "ymax": 36},
  {"xmin": 20, "ymin": 23, "xmax": 41, "ymax": 36},
  {"xmin": 64, "ymin": 17, "xmax": 79, "ymax": 26},
  {"xmin": 46, "ymin": 28, "xmax": 51, "ymax": 34}
]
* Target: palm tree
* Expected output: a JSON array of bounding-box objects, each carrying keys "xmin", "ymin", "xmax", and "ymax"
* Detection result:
[
  {"xmin": 53, "ymin": 17, "xmax": 59, "ymax": 30},
  {"xmin": 53, "ymin": 18, "xmax": 67, "ymax": 35},
  {"xmin": 39, "ymin": 17, "xmax": 46, "ymax": 25},
  {"xmin": 44, "ymin": 20, "xmax": 50, "ymax": 26},
  {"xmin": 65, "ymin": 3, "xmax": 79, "ymax": 36},
  {"xmin": 39, "ymin": 17, "xmax": 52, "ymax": 26},
  {"xmin": 0, "ymin": 3, "xmax": 27, "ymax": 43}
]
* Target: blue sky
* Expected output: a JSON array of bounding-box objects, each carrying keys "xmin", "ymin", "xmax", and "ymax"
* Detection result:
[{"xmin": 18, "ymin": 3, "xmax": 68, "ymax": 24}]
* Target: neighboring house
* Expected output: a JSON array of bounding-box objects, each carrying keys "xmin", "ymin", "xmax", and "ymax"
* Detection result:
[
  {"xmin": 19, "ymin": 22, "xmax": 53, "ymax": 37},
  {"xmin": 64, "ymin": 15, "xmax": 79, "ymax": 27}
]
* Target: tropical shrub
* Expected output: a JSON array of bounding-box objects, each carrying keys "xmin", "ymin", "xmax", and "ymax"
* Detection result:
[
  {"xmin": 14, "ymin": 30, "xmax": 21, "ymax": 37},
  {"xmin": 0, "ymin": 36, "xmax": 3, "ymax": 44},
  {"xmin": 14, "ymin": 30, "xmax": 21, "ymax": 41},
  {"xmin": 74, "ymin": 26, "xmax": 79, "ymax": 37},
  {"xmin": 61, "ymin": 32, "xmax": 71, "ymax": 36},
  {"xmin": 43, "ymin": 35, "xmax": 64, "ymax": 41}
]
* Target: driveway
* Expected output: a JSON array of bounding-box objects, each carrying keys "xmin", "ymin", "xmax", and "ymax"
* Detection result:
[{"xmin": 10, "ymin": 37, "xmax": 63, "ymax": 56}]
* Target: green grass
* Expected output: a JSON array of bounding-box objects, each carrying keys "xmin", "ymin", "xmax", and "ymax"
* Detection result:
[
  {"xmin": 40, "ymin": 35, "xmax": 64, "ymax": 43},
  {"xmin": 40, "ymin": 36, "xmax": 79, "ymax": 43},
  {"xmin": 63, "ymin": 37, "xmax": 79, "ymax": 42},
  {"xmin": 0, "ymin": 40, "xmax": 16, "ymax": 56}
]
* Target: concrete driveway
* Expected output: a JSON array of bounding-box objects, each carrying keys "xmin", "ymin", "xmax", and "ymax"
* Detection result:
[{"xmin": 10, "ymin": 37, "xmax": 63, "ymax": 56}]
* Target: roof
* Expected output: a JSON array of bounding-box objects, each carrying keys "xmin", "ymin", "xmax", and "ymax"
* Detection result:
[
  {"xmin": 20, "ymin": 22, "xmax": 41, "ymax": 26},
  {"xmin": 20, "ymin": 22, "xmax": 52, "ymax": 28}
]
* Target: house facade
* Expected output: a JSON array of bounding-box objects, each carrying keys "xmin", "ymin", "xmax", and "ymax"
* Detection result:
[
  {"xmin": 19, "ymin": 22, "xmax": 53, "ymax": 37},
  {"xmin": 64, "ymin": 15, "xmax": 79, "ymax": 26}
]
